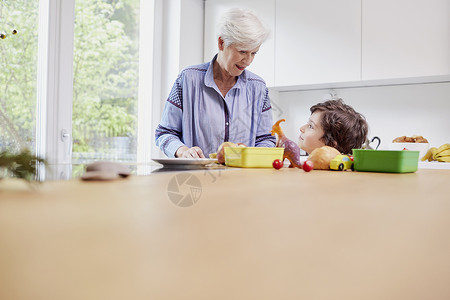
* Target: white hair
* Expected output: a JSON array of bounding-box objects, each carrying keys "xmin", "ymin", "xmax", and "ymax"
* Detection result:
[{"xmin": 216, "ymin": 8, "xmax": 270, "ymax": 50}]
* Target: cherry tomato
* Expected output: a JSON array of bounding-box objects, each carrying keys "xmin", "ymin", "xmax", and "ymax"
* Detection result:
[
  {"xmin": 272, "ymin": 159, "xmax": 283, "ymax": 169},
  {"xmin": 303, "ymin": 160, "xmax": 314, "ymax": 172}
]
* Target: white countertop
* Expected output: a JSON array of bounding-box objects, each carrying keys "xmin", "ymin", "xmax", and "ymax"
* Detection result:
[{"xmin": 419, "ymin": 161, "xmax": 450, "ymax": 170}]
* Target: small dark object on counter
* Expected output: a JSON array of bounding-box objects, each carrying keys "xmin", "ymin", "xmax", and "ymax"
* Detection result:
[{"xmin": 81, "ymin": 161, "xmax": 131, "ymax": 181}]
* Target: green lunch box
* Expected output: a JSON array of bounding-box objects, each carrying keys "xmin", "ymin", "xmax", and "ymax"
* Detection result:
[{"xmin": 352, "ymin": 149, "xmax": 419, "ymax": 173}]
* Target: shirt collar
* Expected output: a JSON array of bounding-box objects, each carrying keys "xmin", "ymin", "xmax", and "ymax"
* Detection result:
[{"xmin": 204, "ymin": 54, "xmax": 247, "ymax": 91}]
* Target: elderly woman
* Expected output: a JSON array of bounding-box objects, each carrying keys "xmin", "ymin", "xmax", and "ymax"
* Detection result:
[{"xmin": 155, "ymin": 8, "xmax": 276, "ymax": 158}]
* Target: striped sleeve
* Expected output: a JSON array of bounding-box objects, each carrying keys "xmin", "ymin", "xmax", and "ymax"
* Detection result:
[{"xmin": 155, "ymin": 74, "xmax": 185, "ymax": 157}]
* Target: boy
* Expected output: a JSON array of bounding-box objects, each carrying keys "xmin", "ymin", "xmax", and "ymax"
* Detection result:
[{"xmin": 298, "ymin": 99, "xmax": 368, "ymax": 154}]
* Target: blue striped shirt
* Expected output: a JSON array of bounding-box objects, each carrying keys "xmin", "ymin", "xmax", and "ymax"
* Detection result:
[{"xmin": 155, "ymin": 55, "xmax": 276, "ymax": 158}]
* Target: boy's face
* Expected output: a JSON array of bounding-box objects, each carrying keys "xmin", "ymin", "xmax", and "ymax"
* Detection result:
[{"xmin": 298, "ymin": 111, "xmax": 326, "ymax": 154}]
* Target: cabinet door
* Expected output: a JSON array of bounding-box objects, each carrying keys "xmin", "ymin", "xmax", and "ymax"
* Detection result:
[
  {"xmin": 275, "ymin": 0, "xmax": 361, "ymax": 86},
  {"xmin": 204, "ymin": 0, "xmax": 275, "ymax": 86},
  {"xmin": 362, "ymin": 0, "xmax": 450, "ymax": 80}
]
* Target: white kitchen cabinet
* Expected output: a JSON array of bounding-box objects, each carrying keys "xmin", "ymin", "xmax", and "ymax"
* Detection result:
[
  {"xmin": 362, "ymin": 0, "xmax": 450, "ymax": 80},
  {"xmin": 204, "ymin": 0, "xmax": 276, "ymax": 86},
  {"xmin": 204, "ymin": 0, "xmax": 450, "ymax": 89},
  {"xmin": 275, "ymin": 0, "xmax": 361, "ymax": 87}
]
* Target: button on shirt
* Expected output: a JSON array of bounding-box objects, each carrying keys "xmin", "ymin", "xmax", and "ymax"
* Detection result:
[{"xmin": 155, "ymin": 55, "xmax": 276, "ymax": 158}]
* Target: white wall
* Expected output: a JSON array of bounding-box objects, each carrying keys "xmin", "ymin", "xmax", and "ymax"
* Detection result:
[
  {"xmin": 180, "ymin": 0, "xmax": 205, "ymax": 70},
  {"xmin": 158, "ymin": 0, "xmax": 204, "ymax": 98},
  {"xmin": 271, "ymin": 82, "xmax": 450, "ymax": 149}
]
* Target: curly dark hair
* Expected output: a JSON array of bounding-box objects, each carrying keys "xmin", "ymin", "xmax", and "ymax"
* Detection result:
[{"xmin": 310, "ymin": 99, "xmax": 368, "ymax": 154}]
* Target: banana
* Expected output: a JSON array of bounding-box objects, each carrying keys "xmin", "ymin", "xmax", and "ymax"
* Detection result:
[
  {"xmin": 436, "ymin": 143, "xmax": 450, "ymax": 154},
  {"xmin": 428, "ymin": 147, "xmax": 439, "ymax": 162},
  {"xmin": 421, "ymin": 148, "xmax": 434, "ymax": 161},
  {"xmin": 435, "ymin": 149, "xmax": 450, "ymax": 158},
  {"xmin": 436, "ymin": 156, "xmax": 450, "ymax": 162},
  {"xmin": 439, "ymin": 143, "xmax": 450, "ymax": 149},
  {"xmin": 421, "ymin": 144, "xmax": 450, "ymax": 162}
]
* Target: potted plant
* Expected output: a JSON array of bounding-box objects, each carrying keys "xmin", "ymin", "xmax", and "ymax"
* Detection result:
[{"xmin": 0, "ymin": 149, "xmax": 46, "ymax": 182}]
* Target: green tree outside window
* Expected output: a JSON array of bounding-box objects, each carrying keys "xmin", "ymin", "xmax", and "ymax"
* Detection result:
[{"xmin": 1, "ymin": 0, "xmax": 140, "ymax": 163}]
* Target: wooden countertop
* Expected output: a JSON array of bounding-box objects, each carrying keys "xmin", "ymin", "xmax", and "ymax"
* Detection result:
[{"xmin": 1, "ymin": 168, "xmax": 450, "ymax": 300}]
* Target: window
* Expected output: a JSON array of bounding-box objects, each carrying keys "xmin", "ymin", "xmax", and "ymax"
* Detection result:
[
  {"xmin": 72, "ymin": 0, "xmax": 140, "ymax": 163},
  {"xmin": 0, "ymin": 0, "xmax": 39, "ymax": 152},
  {"xmin": 2, "ymin": 0, "xmax": 155, "ymax": 179}
]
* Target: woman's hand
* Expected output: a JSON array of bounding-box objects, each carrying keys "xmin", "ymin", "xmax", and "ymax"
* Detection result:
[{"xmin": 175, "ymin": 146, "xmax": 205, "ymax": 158}]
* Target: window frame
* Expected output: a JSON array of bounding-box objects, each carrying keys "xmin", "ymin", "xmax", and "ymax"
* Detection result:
[
  {"xmin": 36, "ymin": 0, "xmax": 156, "ymax": 172},
  {"xmin": 36, "ymin": 0, "xmax": 75, "ymax": 166}
]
